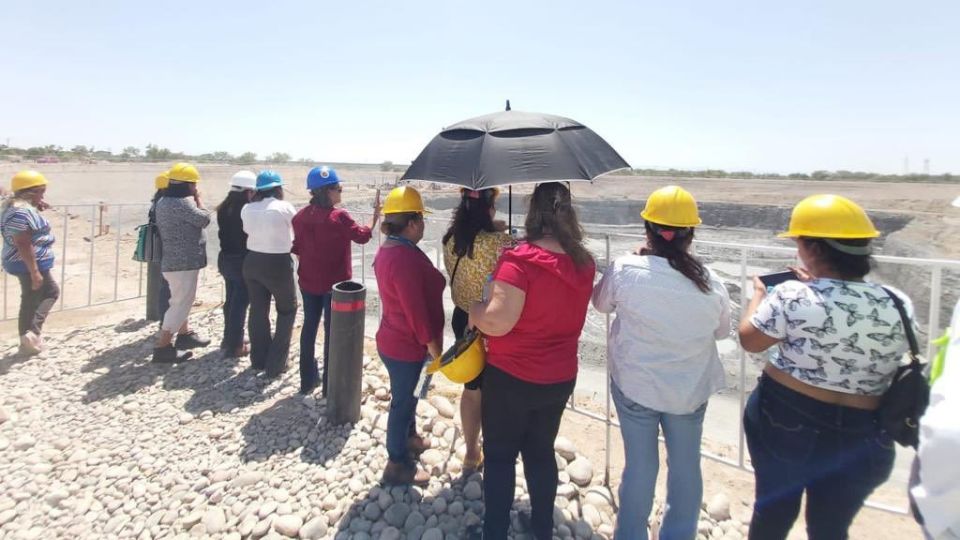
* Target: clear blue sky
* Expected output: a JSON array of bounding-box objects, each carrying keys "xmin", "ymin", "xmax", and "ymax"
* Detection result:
[{"xmin": 2, "ymin": 0, "xmax": 958, "ymax": 174}]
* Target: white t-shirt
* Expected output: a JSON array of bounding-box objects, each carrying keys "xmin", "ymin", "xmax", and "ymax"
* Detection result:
[
  {"xmin": 241, "ymin": 198, "xmax": 295, "ymax": 254},
  {"xmin": 751, "ymin": 278, "xmax": 913, "ymax": 396},
  {"xmin": 592, "ymin": 254, "xmax": 731, "ymax": 415}
]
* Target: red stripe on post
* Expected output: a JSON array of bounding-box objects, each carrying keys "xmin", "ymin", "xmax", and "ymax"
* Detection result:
[{"xmin": 332, "ymin": 300, "xmax": 365, "ymax": 312}]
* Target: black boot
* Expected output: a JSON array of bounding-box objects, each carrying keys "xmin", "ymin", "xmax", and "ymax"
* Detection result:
[
  {"xmin": 153, "ymin": 345, "xmax": 193, "ymax": 363},
  {"xmin": 175, "ymin": 331, "xmax": 211, "ymax": 350}
]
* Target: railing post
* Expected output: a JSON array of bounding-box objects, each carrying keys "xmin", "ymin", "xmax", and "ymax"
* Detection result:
[
  {"xmin": 604, "ymin": 234, "xmax": 612, "ymax": 487},
  {"xmin": 927, "ymin": 265, "xmax": 943, "ymax": 359},
  {"xmin": 113, "ymin": 205, "xmax": 122, "ymax": 301},
  {"xmin": 738, "ymin": 247, "xmax": 748, "ymax": 469},
  {"xmin": 2, "ymin": 271, "xmax": 7, "ymax": 321},
  {"xmin": 361, "ymin": 242, "xmax": 366, "ymax": 284},
  {"xmin": 88, "ymin": 205, "xmax": 96, "ymax": 306},
  {"xmin": 59, "ymin": 208, "xmax": 68, "ymax": 310}
]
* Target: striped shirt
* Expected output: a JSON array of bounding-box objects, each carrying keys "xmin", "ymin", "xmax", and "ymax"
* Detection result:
[{"xmin": 1, "ymin": 202, "xmax": 55, "ymax": 275}]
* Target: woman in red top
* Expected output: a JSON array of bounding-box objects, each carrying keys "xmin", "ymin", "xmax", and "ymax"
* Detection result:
[
  {"xmin": 469, "ymin": 182, "xmax": 596, "ymax": 540},
  {"xmin": 374, "ymin": 186, "xmax": 445, "ymax": 485},
  {"xmin": 292, "ymin": 166, "xmax": 380, "ymax": 395}
]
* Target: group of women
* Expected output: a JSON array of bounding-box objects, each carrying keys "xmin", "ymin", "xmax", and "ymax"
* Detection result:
[
  {"xmin": 2, "ymin": 165, "xmax": 928, "ymax": 539},
  {"xmin": 374, "ymin": 181, "xmax": 917, "ymax": 540}
]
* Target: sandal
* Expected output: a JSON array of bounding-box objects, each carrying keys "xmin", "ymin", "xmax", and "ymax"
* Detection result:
[{"xmin": 462, "ymin": 452, "xmax": 484, "ymax": 474}]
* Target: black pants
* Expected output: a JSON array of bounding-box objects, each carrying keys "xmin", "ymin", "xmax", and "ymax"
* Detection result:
[
  {"xmin": 744, "ymin": 373, "xmax": 895, "ymax": 540},
  {"xmin": 242, "ymin": 252, "xmax": 297, "ymax": 376},
  {"xmin": 17, "ymin": 270, "xmax": 60, "ymax": 336},
  {"xmin": 218, "ymin": 252, "xmax": 249, "ymax": 351},
  {"xmin": 482, "ymin": 364, "xmax": 575, "ymax": 540}
]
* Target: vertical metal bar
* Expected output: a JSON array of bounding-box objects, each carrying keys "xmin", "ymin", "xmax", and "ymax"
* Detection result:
[
  {"xmin": 361, "ymin": 242, "xmax": 366, "ymax": 284},
  {"xmin": 604, "ymin": 234, "xmax": 612, "ymax": 487},
  {"xmin": 113, "ymin": 205, "xmax": 122, "ymax": 301},
  {"xmin": 88, "ymin": 205, "xmax": 96, "ymax": 306},
  {"xmin": 2, "ymin": 270, "xmax": 7, "ymax": 320},
  {"xmin": 927, "ymin": 266, "xmax": 943, "ymax": 360},
  {"xmin": 738, "ymin": 247, "xmax": 749, "ymax": 469},
  {"xmin": 59, "ymin": 209, "xmax": 68, "ymax": 310},
  {"xmin": 508, "ymin": 186, "xmax": 513, "ymax": 230}
]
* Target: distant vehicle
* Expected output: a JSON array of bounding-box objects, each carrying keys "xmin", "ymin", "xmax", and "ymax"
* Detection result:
[{"xmin": 36, "ymin": 156, "xmax": 60, "ymax": 163}]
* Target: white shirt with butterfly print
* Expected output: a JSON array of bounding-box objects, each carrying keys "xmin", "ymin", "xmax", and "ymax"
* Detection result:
[{"xmin": 750, "ymin": 278, "xmax": 914, "ymax": 396}]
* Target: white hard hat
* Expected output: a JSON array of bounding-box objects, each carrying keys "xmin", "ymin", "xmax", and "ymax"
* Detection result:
[{"xmin": 230, "ymin": 170, "xmax": 257, "ymax": 191}]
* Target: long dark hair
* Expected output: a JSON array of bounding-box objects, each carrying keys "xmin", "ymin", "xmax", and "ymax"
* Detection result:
[
  {"xmin": 164, "ymin": 181, "xmax": 193, "ymax": 198},
  {"xmin": 152, "ymin": 189, "xmax": 164, "ymax": 203},
  {"xmin": 216, "ymin": 190, "xmax": 249, "ymax": 216},
  {"xmin": 800, "ymin": 238, "xmax": 873, "ymax": 280},
  {"xmin": 309, "ymin": 186, "xmax": 337, "ymax": 208},
  {"xmin": 442, "ymin": 189, "xmax": 497, "ymax": 258},
  {"xmin": 644, "ymin": 221, "xmax": 710, "ymax": 293},
  {"xmin": 525, "ymin": 182, "xmax": 593, "ymax": 267},
  {"xmin": 253, "ymin": 186, "xmax": 283, "ymax": 202}
]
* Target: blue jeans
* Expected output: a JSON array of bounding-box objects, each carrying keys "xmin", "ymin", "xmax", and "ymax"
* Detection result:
[
  {"xmin": 380, "ymin": 352, "xmax": 424, "ymax": 464},
  {"xmin": 612, "ymin": 382, "xmax": 706, "ymax": 540},
  {"xmin": 300, "ymin": 290, "xmax": 332, "ymax": 394},
  {"xmin": 744, "ymin": 373, "xmax": 895, "ymax": 540},
  {"xmin": 218, "ymin": 252, "xmax": 249, "ymax": 351}
]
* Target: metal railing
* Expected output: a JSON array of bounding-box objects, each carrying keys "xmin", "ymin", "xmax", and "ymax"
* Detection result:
[{"xmin": 4, "ymin": 203, "xmax": 957, "ymax": 517}]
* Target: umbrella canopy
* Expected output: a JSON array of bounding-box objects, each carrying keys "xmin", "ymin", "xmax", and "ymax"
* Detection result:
[{"xmin": 401, "ymin": 109, "xmax": 630, "ymax": 190}]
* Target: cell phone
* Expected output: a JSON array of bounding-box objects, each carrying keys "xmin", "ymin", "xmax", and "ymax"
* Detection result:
[{"xmin": 759, "ymin": 270, "xmax": 799, "ymax": 288}]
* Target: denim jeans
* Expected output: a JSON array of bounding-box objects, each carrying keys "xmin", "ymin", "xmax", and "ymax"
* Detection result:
[
  {"xmin": 744, "ymin": 373, "xmax": 896, "ymax": 540},
  {"xmin": 611, "ymin": 382, "xmax": 706, "ymax": 540},
  {"xmin": 482, "ymin": 364, "xmax": 575, "ymax": 540},
  {"xmin": 380, "ymin": 352, "xmax": 424, "ymax": 464},
  {"xmin": 218, "ymin": 252, "xmax": 249, "ymax": 351},
  {"xmin": 300, "ymin": 290, "xmax": 332, "ymax": 394}
]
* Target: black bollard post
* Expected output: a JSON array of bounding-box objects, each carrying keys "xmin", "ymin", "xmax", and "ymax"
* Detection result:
[
  {"xmin": 327, "ymin": 280, "xmax": 366, "ymax": 425},
  {"xmin": 146, "ymin": 261, "xmax": 162, "ymax": 321}
]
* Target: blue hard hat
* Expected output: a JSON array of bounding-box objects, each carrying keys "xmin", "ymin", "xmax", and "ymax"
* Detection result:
[
  {"xmin": 256, "ymin": 170, "xmax": 283, "ymax": 191},
  {"xmin": 307, "ymin": 166, "xmax": 340, "ymax": 190}
]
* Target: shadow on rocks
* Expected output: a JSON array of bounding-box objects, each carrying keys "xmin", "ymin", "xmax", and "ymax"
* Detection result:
[
  {"xmin": 0, "ymin": 349, "xmax": 32, "ymax": 376},
  {"xmin": 179, "ymin": 358, "xmax": 281, "ymax": 416},
  {"xmin": 239, "ymin": 395, "xmax": 348, "ymax": 465},
  {"xmin": 80, "ymin": 333, "xmax": 163, "ymax": 403}
]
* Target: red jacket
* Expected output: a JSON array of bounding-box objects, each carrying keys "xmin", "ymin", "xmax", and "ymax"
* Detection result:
[
  {"xmin": 374, "ymin": 243, "xmax": 446, "ymax": 362},
  {"xmin": 292, "ymin": 206, "xmax": 372, "ymax": 295},
  {"xmin": 485, "ymin": 242, "xmax": 596, "ymax": 384}
]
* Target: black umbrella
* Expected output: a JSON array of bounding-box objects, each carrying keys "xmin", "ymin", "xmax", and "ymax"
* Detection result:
[{"xmin": 401, "ymin": 104, "xmax": 630, "ymax": 190}]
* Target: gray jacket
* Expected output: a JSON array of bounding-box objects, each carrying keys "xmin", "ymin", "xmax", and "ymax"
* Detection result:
[{"xmin": 156, "ymin": 196, "xmax": 210, "ymax": 272}]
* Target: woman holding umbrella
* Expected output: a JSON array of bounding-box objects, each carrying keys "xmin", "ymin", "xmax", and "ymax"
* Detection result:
[
  {"xmin": 374, "ymin": 185, "xmax": 445, "ymax": 485},
  {"xmin": 441, "ymin": 187, "xmax": 512, "ymax": 473},
  {"xmin": 469, "ymin": 182, "xmax": 596, "ymax": 540}
]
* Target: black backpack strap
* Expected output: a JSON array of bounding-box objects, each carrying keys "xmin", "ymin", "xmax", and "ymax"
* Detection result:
[
  {"xmin": 450, "ymin": 255, "xmax": 463, "ymax": 287},
  {"xmin": 882, "ymin": 286, "xmax": 920, "ymax": 359}
]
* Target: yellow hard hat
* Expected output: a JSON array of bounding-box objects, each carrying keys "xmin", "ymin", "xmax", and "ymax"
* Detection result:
[
  {"xmin": 155, "ymin": 171, "xmax": 170, "ymax": 190},
  {"xmin": 426, "ymin": 329, "xmax": 485, "ymax": 384},
  {"xmin": 167, "ymin": 162, "xmax": 200, "ymax": 183},
  {"xmin": 11, "ymin": 170, "xmax": 49, "ymax": 192},
  {"xmin": 779, "ymin": 194, "xmax": 879, "ymax": 239},
  {"xmin": 641, "ymin": 185, "xmax": 702, "ymax": 227},
  {"xmin": 383, "ymin": 185, "xmax": 429, "ymax": 214}
]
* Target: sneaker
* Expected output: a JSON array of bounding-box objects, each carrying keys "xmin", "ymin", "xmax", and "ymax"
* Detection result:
[
  {"xmin": 381, "ymin": 460, "xmax": 430, "ymax": 486},
  {"xmin": 152, "ymin": 345, "xmax": 193, "ymax": 363},
  {"xmin": 175, "ymin": 331, "xmax": 211, "ymax": 350},
  {"xmin": 18, "ymin": 332, "xmax": 42, "ymax": 356}
]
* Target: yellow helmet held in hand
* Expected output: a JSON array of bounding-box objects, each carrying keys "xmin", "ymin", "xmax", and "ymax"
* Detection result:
[
  {"xmin": 11, "ymin": 170, "xmax": 49, "ymax": 192},
  {"xmin": 426, "ymin": 328, "xmax": 485, "ymax": 384},
  {"xmin": 779, "ymin": 194, "xmax": 879, "ymax": 239},
  {"xmin": 641, "ymin": 185, "xmax": 702, "ymax": 228},
  {"xmin": 167, "ymin": 162, "xmax": 200, "ymax": 183},
  {"xmin": 155, "ymin": 171, "xmax": 170, "ymax": 190},
  {"xmin": 383, "ymin": 185, "xmax": 429, "ymax": 214}
]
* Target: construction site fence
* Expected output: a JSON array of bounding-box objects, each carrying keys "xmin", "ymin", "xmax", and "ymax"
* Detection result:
[{"xmin": 4, "ymin": 204, "xmax": 959, "ymax": 517}]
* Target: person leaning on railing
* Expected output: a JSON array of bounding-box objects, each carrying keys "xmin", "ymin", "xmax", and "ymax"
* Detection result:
[
  {"xmin": 738, "ymin": 194, "xmax": 915, "ymax": 540},
  {"xmin": 468, "ymin": 182, "xmax": 596, "ymax": 540},
  {"xmin": 592, "ymin": 186, "xmax": 731, "ymax": 540},
  {"xmin": 153, "ymin": 163, "xmax": 212, "ymax": 363},
  {"xmin": 215, "ymin": 170, "xmax": 257, "ymax": 359},
  {"xmin": 441, "ymin": 187, "xmax": 512, "ymax": 475},
  {"xmin": 292, "ymin": 166, "xmax": 380, "ymax": 396},
  {"xmin": 373, "ymin": 185, "xmax": 444, "ymax": 486},
  {"xmin": 1, "ymin": 170, "xmax": 60, "ymax": 355}
]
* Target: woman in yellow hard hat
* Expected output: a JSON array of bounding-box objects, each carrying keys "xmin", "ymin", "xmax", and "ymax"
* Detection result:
[
  {"xmin": 147, "ymin": 171, "xmax": 171, "ymax": 324},
  {"xmin": 592, "ymin": 185, "xmax": 731, "ymax": 540},
  {"xmin": 374, "ymin": 185, "xmax": 445, "ymax": 485},
  {"xmin": 153, "ymin": 163, "xmax": 211, "ymax": 363},
  {"xmin": 440, "ymin": 187, "xmax": 512, "ymax": 474},
  {"xmin": 1, "ymin": 170, "xmax": 60, "ymax": 355},
  {"xmin": 738, "ymin": 194, "xmax": 915, "ymax": 539},
  {"xmin": 469, "ymin": 182, "xmax": 596, "ymax": 540}
]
